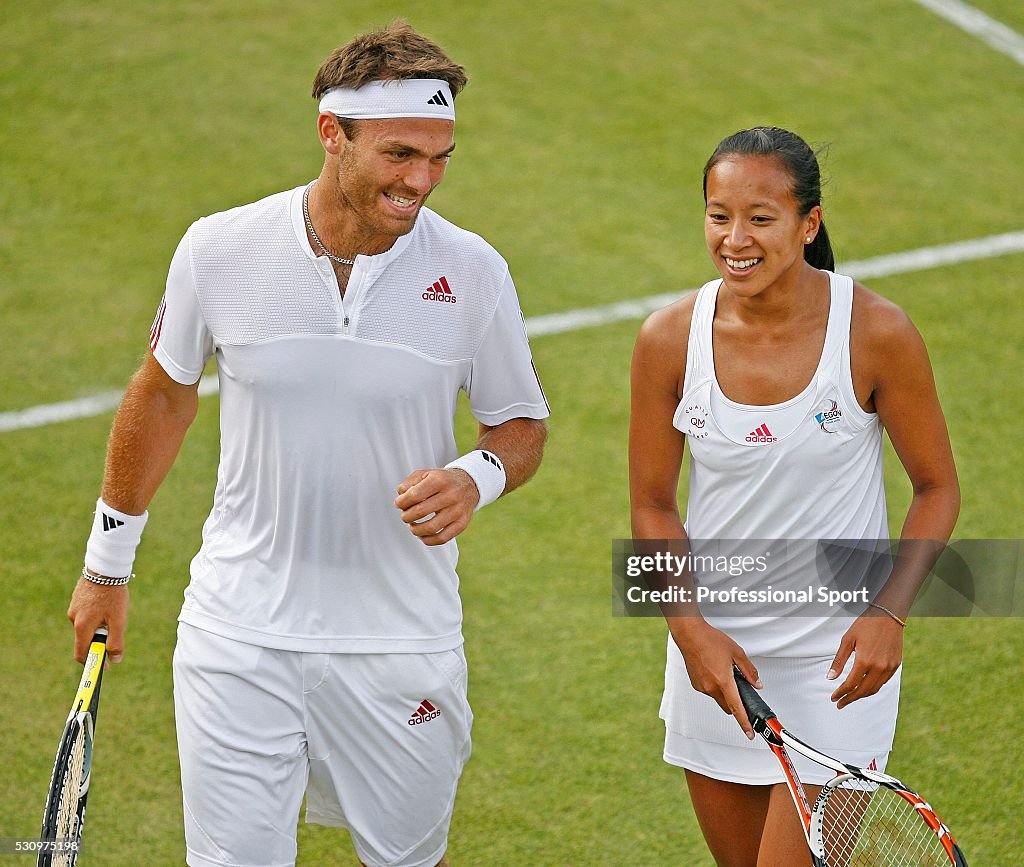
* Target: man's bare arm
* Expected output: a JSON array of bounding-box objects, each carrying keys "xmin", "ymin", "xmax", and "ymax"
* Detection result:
[
  {"xmin": 68, "ymin": 352, "xmax": 201, "ymax": 661},
  {"xmin": 474, "ymin": 416, "xmax": 547, "ymax": 494}
]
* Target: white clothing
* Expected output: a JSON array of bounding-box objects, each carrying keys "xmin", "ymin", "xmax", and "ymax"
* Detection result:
[
  {"xmin": 673, "ymin": 271, "xmax": 887, "ymax": 657},
  {"xmin": 151, "ymin": 185, "xmax": 549, "ymax": 653},
  {"xmin": 661, "ymin": 641, "xmax": 899, "ymax": 785},
  {"xmin": 661, "ymin": 271, "xmax": 899, "ymax": 781},
  {"xmin": 173, "ymin": 623, "xmax": 472, "ymax": 867}
]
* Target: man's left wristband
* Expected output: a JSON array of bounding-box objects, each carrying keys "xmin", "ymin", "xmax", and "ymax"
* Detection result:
[{"xmin": 84, "ymin": 497, "xmax": 148, "ymax": 579}]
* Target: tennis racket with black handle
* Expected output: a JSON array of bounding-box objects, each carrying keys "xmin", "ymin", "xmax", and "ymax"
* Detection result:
[
  {"xmin": 37, "ymin": 627, "xmax": 109, "ymax": 866},
  {"xmin": 733, "ymin": 668, "xmax": 967, "ymax": 866}
]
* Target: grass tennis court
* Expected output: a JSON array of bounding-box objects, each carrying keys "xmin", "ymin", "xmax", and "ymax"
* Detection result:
[{"xmin": 2, "ymin": 1, "xmax": 1022, "ymax": 864}]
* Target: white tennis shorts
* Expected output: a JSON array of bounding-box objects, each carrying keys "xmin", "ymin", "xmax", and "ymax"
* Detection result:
[
  {"xmin": 660, "ymin": 636, "xmax": 900, "ymax": 786},
  {"xmin": 172, "ymin": 623, "xmax": 473, "ymax": 867}
]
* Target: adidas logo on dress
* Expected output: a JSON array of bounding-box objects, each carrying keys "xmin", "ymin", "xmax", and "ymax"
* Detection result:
[
  {"xmin": 408, "ymin": 699, "xmax": 442, "ymax": 726},
  {"xmin": 422, "ymin": 276, "xmax": 457, "ymax": 304},
  {"xmin": 745, "ymin": 423, "xmax": 778, "ymax": 444}
]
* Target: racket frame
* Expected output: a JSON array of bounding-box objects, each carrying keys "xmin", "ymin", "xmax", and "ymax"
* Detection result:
[
  {"xmin": 734, "ymin": 669, "xmax": 968, "ymax": 866},
  {"xmin": 38, "ymin": 628, "xmax": 108, "ymax": 867}
]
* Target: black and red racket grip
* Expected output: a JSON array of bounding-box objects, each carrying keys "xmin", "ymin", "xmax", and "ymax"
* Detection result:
[{"xmin": 733, "ymin": 666, "xmax": 777, "ymax": 732}]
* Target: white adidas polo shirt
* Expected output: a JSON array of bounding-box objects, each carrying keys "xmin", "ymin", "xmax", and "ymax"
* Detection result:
[{"xmin": 152, "ymin": 185, "xmax": 549, "ymax": 653}]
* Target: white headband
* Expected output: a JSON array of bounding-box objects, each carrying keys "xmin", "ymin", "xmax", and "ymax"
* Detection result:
[{"xmin": 318, "ymin": 79, "xmax": 455, "ymax": 121}]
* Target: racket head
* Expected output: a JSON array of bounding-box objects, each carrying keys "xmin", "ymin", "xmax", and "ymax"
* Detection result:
[
  {"xmin": 734, "ymin": 669, "xmax": 967, "ymax": 865},
  {"xmin": 810, "ymin": 772, "xmax": 968, "ymax": 866},
  {"xmin": 38, "ymin": 713, "xmax": 93, "ymax": 866},
  {"xmin": 37, "ymin": 629, "xmax": 108, "ymax": 867}
]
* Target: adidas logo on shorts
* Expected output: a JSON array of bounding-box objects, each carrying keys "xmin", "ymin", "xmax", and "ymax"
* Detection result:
[{"xmin": 408, "ymin": 699, "xmax": 441, "ymax": 726}]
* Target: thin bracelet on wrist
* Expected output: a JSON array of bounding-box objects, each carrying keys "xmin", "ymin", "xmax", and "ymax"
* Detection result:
[
  {"xmin": 81, "ymin": 566, "xmax": 133, "ymax": 586},
  {"xmin": 867, "ymin": 601, "xmax": 906, "ymax": 628}
]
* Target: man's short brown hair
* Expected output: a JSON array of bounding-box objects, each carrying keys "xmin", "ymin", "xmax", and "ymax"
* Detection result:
[{"xmin": 312, "ymin": 20, "xmax": 468, "ymax": 101}]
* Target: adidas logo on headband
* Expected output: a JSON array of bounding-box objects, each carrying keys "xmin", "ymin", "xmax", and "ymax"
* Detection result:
[{"xmin": 318, "ymin": 79, "xmax": 456, "ymax": 121}]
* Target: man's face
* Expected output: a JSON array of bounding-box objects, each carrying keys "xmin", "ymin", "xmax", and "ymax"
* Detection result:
[{"xmin": 333, "ymin": 117, "xmax": 455, "ymax": 245}]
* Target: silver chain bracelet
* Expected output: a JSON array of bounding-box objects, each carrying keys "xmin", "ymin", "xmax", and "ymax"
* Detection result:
[{"xmin": 81, "ymin": 566, "xmax": 133, "ymax": 586}]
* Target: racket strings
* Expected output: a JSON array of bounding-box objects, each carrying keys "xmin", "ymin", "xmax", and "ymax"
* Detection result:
[
  {"xmin": 819, "ymin": 780, "xmax": 948, "ymax": 866},
  {"xmin": 52, "ymin": 722, "xmax": 87, "ymax": 866}
]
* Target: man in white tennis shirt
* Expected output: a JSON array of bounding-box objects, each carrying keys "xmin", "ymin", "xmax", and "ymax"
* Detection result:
[{"xmin": 67, "ymin": 22, "xmax": 549, "ymax": 867}]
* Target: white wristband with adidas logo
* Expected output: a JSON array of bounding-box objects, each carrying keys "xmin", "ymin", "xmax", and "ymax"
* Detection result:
[
  {"xmin": 444, "ymin": 450, "xmax": 506, "ymax": 511},
  {"xmin": 85, "ymin": 497, "xmax": 149, "ymax": 579}
]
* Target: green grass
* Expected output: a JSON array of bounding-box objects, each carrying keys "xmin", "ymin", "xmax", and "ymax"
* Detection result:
[{"xmin": 2, "ymin": 1, "xmax": 1022, "ymax": 864}]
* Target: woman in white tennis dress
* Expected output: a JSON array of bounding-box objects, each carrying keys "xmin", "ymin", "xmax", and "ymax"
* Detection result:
[{"xmin": 628, "ymin": 127, "xmax": 959, "ymax": 865}]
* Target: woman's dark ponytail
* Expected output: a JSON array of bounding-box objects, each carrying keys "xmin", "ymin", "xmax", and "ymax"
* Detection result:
[{"xmin": 805, "ymin": 221, "xmax": 834, "ymax": 271}]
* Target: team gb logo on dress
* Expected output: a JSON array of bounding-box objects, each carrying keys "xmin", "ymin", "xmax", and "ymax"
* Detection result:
[{"xmin": 814, "ymin": 399, "xmax": 843, "ymax": 434}]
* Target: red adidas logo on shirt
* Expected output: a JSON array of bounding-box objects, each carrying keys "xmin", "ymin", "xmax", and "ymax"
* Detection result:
[
  {"xmin": 745, "ymin": 423, "xmax": 778, "ymax": 444},
  {"xmin": 408, "ymin": 699, "xmax": 442, "ymax": 726},
  {"xmin": 422, "ymin": 276, "xmax": 457, "ymax": 304}
]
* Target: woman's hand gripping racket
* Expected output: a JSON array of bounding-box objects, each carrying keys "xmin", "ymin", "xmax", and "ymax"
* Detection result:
[
  {"xmin": 733, "ymin": 668, "xmax": 967, "ymax": 866},
  {"xmin": 37, "ymin": 628, "xmax": 109, "ymax": 866}
]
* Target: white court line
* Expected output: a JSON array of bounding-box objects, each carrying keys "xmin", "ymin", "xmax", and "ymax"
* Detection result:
[
  {"xmin": 2, "ymin": 230, "xmax": 1023, "ymax": 433},
  {"xmin": 527, "ymin": 230, "xmax": 1024, "ymax": 335},
  {"xmin": 910, "ymin": 0, "xmax": 1024, "ymax": 65}
]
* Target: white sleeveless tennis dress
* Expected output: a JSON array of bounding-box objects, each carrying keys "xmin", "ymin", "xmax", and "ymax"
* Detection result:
[{"xmin": 660, "ymin": 272, "xmax": 901, "ymax": 785}]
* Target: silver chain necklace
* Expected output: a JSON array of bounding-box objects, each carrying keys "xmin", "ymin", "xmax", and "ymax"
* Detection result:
[{"xmin": 303, "ymin": 184, "xmax": 356, "ymax": 266}]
